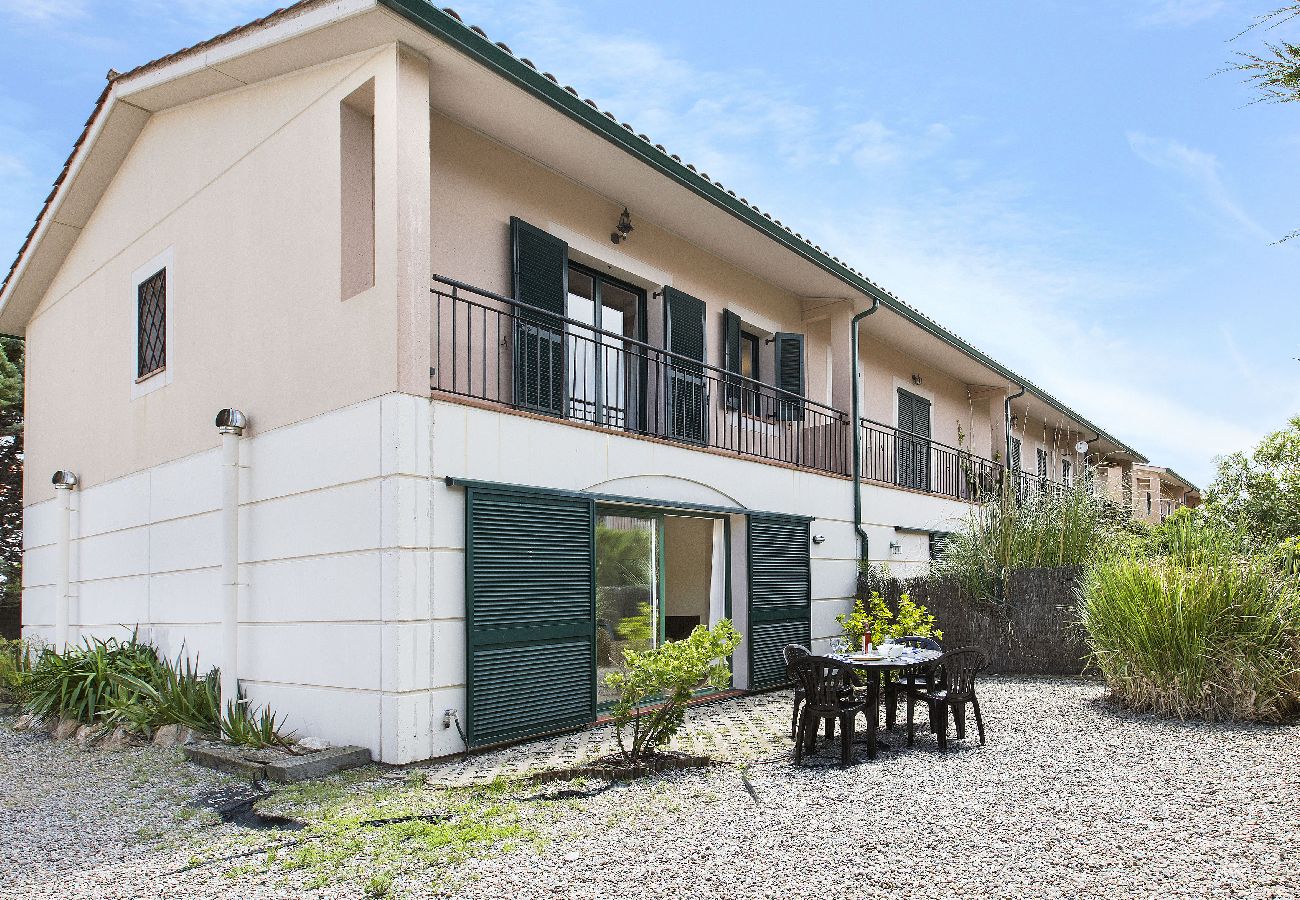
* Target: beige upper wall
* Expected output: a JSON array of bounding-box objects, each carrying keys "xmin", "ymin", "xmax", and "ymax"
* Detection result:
[
  {"xmin": 857, "ymin": 332, "xmax": 994, "ymax": 457},
  {"xmin": 427, "ymin": 111, "xmax": 835, "ymax": 405},
  {"xmin": 23, "ymin": 47, "xmax": 410, "ymax": 505}
]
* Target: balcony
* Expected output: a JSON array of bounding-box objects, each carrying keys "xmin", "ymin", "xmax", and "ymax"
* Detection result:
[
  {"xmin": 429, "ymin": 276, "xmax": 1074, "ymax": 504},
  {"xmin": 430, "ymin": 276, "xmax": 851, "ymax": 475}
]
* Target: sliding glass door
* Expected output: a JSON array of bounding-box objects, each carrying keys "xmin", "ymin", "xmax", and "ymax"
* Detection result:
[{"xmin": 594, "ymin": 508, "xmax": 729, "ymax": 704}]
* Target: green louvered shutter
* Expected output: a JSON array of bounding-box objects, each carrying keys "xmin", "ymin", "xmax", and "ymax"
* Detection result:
[
  {"xmin": 747, "ymin": 514, "xmax": 811, "ymax": 689},
  {"xmin": 773, "ymin": 332, "xmax": 805, "ymax": 421},
  {"xmin": 663, "ymin": 286, "xmax": 708, "ymax": 444},
  {"xmin": 511, "ymin": 217, "xmax": 568, "ymax": 417},
  {"xmin": 895, "ymin": 388, "xmax": 931, "ymax": 492},
  {"xmin": 721, "ymin": 309, "xmax": 742, "ymax": 410},
  {"xmin": 465, "ymin": 487, "xmax": 595, "ymax": 747}
]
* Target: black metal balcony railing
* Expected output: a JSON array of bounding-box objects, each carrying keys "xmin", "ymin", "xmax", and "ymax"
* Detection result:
[
  {"xmin": 429, "ymin": 276, "xmax": 1082, "ymax": 504},
  {"xmin": 859, "ymin": 418, "xmax": 1002, "ymax": 502},
  {"xmin": 431, "ymin": 277, "xmax": 853, "ymax": 476}
]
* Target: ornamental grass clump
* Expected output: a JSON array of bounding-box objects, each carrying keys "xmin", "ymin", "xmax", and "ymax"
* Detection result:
[
  {"xmin": 604, "ymin": 619, "xmax": 740, "ymax": 764},
  {"xmin": 1079, "ymin": 517, "xmax": 1300, "ymax": 723},
  {"xmin": 935, "ymin": 477, "xmax": 1124, "ymax": 605}
]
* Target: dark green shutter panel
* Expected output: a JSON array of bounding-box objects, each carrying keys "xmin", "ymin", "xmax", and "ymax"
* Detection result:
[
  {"xmin": 1010, "ymin": 437, "xmax": 1023, "ymax": 473},
  {"xmin": 773, "ymin": 332, "xmax": 805, "ymax": 421},
  {"xmin": 466, "ymin": 487, "xmax": 595, "ymax": 747},
  {"xmin": 510, "ymin": 217, "xmax": 568, "ymax": 417},
  {"xmin": 721, "ymin": 309, "xmax": 741, "ymax": 410},
  {"xmin": 747, "ymin": 514, "xmax": 811, "ymax": 689},
  {"xmin": 895, "ymin": 389, "xmax": 931, "ymax": 492},
  {"xmin": 662, "ymin": 287, "xmax": 708, "ymax": 444}
]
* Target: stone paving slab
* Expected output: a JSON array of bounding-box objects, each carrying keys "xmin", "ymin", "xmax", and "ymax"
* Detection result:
[{"xmin": 420, "ymin": 691, "xmax": 795, "ymax": 787}]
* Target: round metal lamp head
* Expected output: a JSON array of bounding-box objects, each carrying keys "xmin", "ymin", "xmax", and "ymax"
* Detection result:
[
  {"xmin": 51, "ymin": 470, "xmax": 78, "ymax": 489},
  {"xmin": 1074, "ymin": 440, "xmax": 1090, "ymax": 455},
  {"xmin": 214, "ymin": 408, "xmax": 248, "ymax": 435}
]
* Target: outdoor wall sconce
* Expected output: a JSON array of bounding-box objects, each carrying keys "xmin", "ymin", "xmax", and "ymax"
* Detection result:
[
  {"xmin": 911, "ymin": 373, "xmax": 923, "ymax": 386},
  {"xmin": 610, "ymin": 207, "xmax": 634, "ymax": 244},
  {"xmin": 51, "ymin": 470, "xmax": 79, "ymax": 488},
  {"xmin": 811, "ymin": 534, "xmax": 826, "ymax": 545}
]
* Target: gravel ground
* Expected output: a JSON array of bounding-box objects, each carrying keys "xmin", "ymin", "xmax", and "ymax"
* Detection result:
[{"xmin": 4, "ymin": 678, "xmax": 1299, "ymax": 900}]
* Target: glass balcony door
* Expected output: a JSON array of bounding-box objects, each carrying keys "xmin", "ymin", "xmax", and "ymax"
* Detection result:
[{"xmin": 566, "ymin": 265, "xmax": 645, "ymax": 430}]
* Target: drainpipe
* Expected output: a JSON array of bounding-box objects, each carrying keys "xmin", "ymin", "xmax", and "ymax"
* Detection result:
[
  {"xmin": 1004, "ymin": 385, "xmax": 1025, "ymax": 469},
  {"xmin": 215, "ymin": 409, "xmax": 248, "ymax": 708},
  {"xmin": 51, "ymin": 470, "xmax": 78, "ymax": 650},
  {"xmin": 850, "ymin": 297, "xmax": 881, "ymax": 560}
]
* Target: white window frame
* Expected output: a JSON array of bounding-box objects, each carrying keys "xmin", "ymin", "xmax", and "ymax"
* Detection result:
[{"xmin": 131, "ymin": 247, "xmax": 175, "ymax": 400}]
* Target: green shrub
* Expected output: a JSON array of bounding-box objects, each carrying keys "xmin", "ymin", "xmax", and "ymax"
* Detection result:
[
  {"xmin": 0, "ymin": 637, "xmax": 34, "ymax": 705},
  {"xmin": 604, "ymin": 619, "xmax": 741, "ymax": 763},
  {"xmin": 836, "ymin": 592, "xmax": 941, "ymax": 649},
  {"xmin": 1079, "ymin": 531, "xmax": 1300, "ymax": 722},
  {"xmin": 935, "ymin": 477, "xmax": 1125, "ymax": 604}
]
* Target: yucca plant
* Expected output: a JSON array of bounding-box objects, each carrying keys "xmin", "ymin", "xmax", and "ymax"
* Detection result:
[
  {"xmin": 25, "ymin": 634, "xmax": 165, "ymax": 724},
  {"xmin": 110, "ymin": 652, "xmax": 221, "ymax": 734},
  {"xmin": 221, "ymin": 694, "xmax": 294, "ymax": 749},
  {"xmin": 1079, "ymin": 518, "xmax": 1300, "ymax": 722}
]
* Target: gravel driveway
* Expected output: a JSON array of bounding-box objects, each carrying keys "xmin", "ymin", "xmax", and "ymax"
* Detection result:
[{"xmin": 4, "ymin": 678, "xmax": 1298, "ymax": 899}]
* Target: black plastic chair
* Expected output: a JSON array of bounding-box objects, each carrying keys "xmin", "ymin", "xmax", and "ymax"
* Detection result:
[
  {"xmin": 782, "ymin": 643, "xmax": 811, "ymax": 739},
  {"xmin": 906, "ymin": 646, "xmax": 988, "ymax": 749},
  {"xmin": 789, "ymin": 652, "xmax": 867, "ymax": 766},
  {"xmin": 882, "ymin": 635, "xmax": 943, "ymax": 730}
]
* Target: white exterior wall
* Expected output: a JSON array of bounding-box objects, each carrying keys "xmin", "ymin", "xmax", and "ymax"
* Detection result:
[
  {"xmin": 22, "ymin": 393, "xmax": 436, "ymax": 762},
  {"xmin": 424, "ymin": 398, "xmax": 973, "ymax": 759}
]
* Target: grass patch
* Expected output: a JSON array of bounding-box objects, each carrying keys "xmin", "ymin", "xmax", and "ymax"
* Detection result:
[{"xmin": 202, "ymin": 769, "xmax": 538, "ymax": 895}]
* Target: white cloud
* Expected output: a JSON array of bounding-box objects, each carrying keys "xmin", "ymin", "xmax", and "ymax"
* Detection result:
[
  {"xmin": 1127, "ymin": 131, "xmax": 1274, "ymax": 243},
  {"xmin": 0, "ymin": 0, "xmax": 88, "ymax": 25},
  {"xmin": 1135, "ymin": 0, "xmax": 1227, "ymax": 27}
]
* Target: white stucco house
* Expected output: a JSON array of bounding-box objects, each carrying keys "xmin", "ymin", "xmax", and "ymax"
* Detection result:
[{"xmin": 0, "ymin": 0, "xmax": 1152, "ymax": 763}]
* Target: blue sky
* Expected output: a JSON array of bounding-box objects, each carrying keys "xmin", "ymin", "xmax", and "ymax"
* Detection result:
[{"xmin": 1, "ymin": 0, "xmax": 1296, "ymax": 485}]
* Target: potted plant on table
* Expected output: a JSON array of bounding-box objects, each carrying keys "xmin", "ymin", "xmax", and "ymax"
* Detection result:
[{"xmin": 836, "ymin": 591, "xmax": 942, "ymax": 652}]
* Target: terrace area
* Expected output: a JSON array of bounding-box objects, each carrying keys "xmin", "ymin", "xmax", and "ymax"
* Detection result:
[{"xmin": 4, "ymin": 678, "xmax": 1296, "ymax": 898}]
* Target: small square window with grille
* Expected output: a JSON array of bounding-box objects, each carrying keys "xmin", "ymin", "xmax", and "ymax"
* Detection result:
[{"xmin": 137, "ymin": 268, "xmax": 167, "ymax": 380}]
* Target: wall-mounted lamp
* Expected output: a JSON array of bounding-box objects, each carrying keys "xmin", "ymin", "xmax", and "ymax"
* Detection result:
[
  {"xmin": 911, "ymin": 374, "xmax": 923, "ymax": 386},
  {"xmin": 1009, "ymin": 415, "xmax": 1019, "ymax": 428},
  {"xmin": 811, "ymin": 534, "xmax": 826, "ymax": 545},
  {"xmin": 1074, "ymin": 440, "xmax": 1090, "ymax": 455},
  {"xmin": 51, "ymin": 470, "xmax": 79, "ymax": 489},
  {"xmin": 610, "ymin": 207, "xmax": 634, "ymax": 245}
]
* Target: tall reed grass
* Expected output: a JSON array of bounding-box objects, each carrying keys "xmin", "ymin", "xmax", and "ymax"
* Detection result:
[
  {"xmin": 1079, "ymin": 518, "xmax": 1300, "ymax": 722},
  {"xmin": 934, "ymin": 478, "xmax": 1124, "ymax": 604}
]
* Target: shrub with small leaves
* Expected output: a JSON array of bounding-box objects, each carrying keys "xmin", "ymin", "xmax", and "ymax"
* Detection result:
[{"xmin": 604, "ymin": 619, "xmax": 741, "ymax": 763}]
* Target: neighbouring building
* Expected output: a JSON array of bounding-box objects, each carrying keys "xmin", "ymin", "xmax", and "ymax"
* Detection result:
[{"xmin": 0, "ymin": 0, "xmax": 1152, "ymax": 762}]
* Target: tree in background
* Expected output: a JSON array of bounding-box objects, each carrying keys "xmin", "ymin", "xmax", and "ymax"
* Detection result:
[
  {"xmin": 0, "ymin": 336, "xmax": 23, "ymax": 616},
  {"xmin": 1203, "ymin": 416, "xmax": 1300, "ymax": 548},
  {"xmin": 1231, "ymin": 3, "xmax": 1300, "ymax": 240}
]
